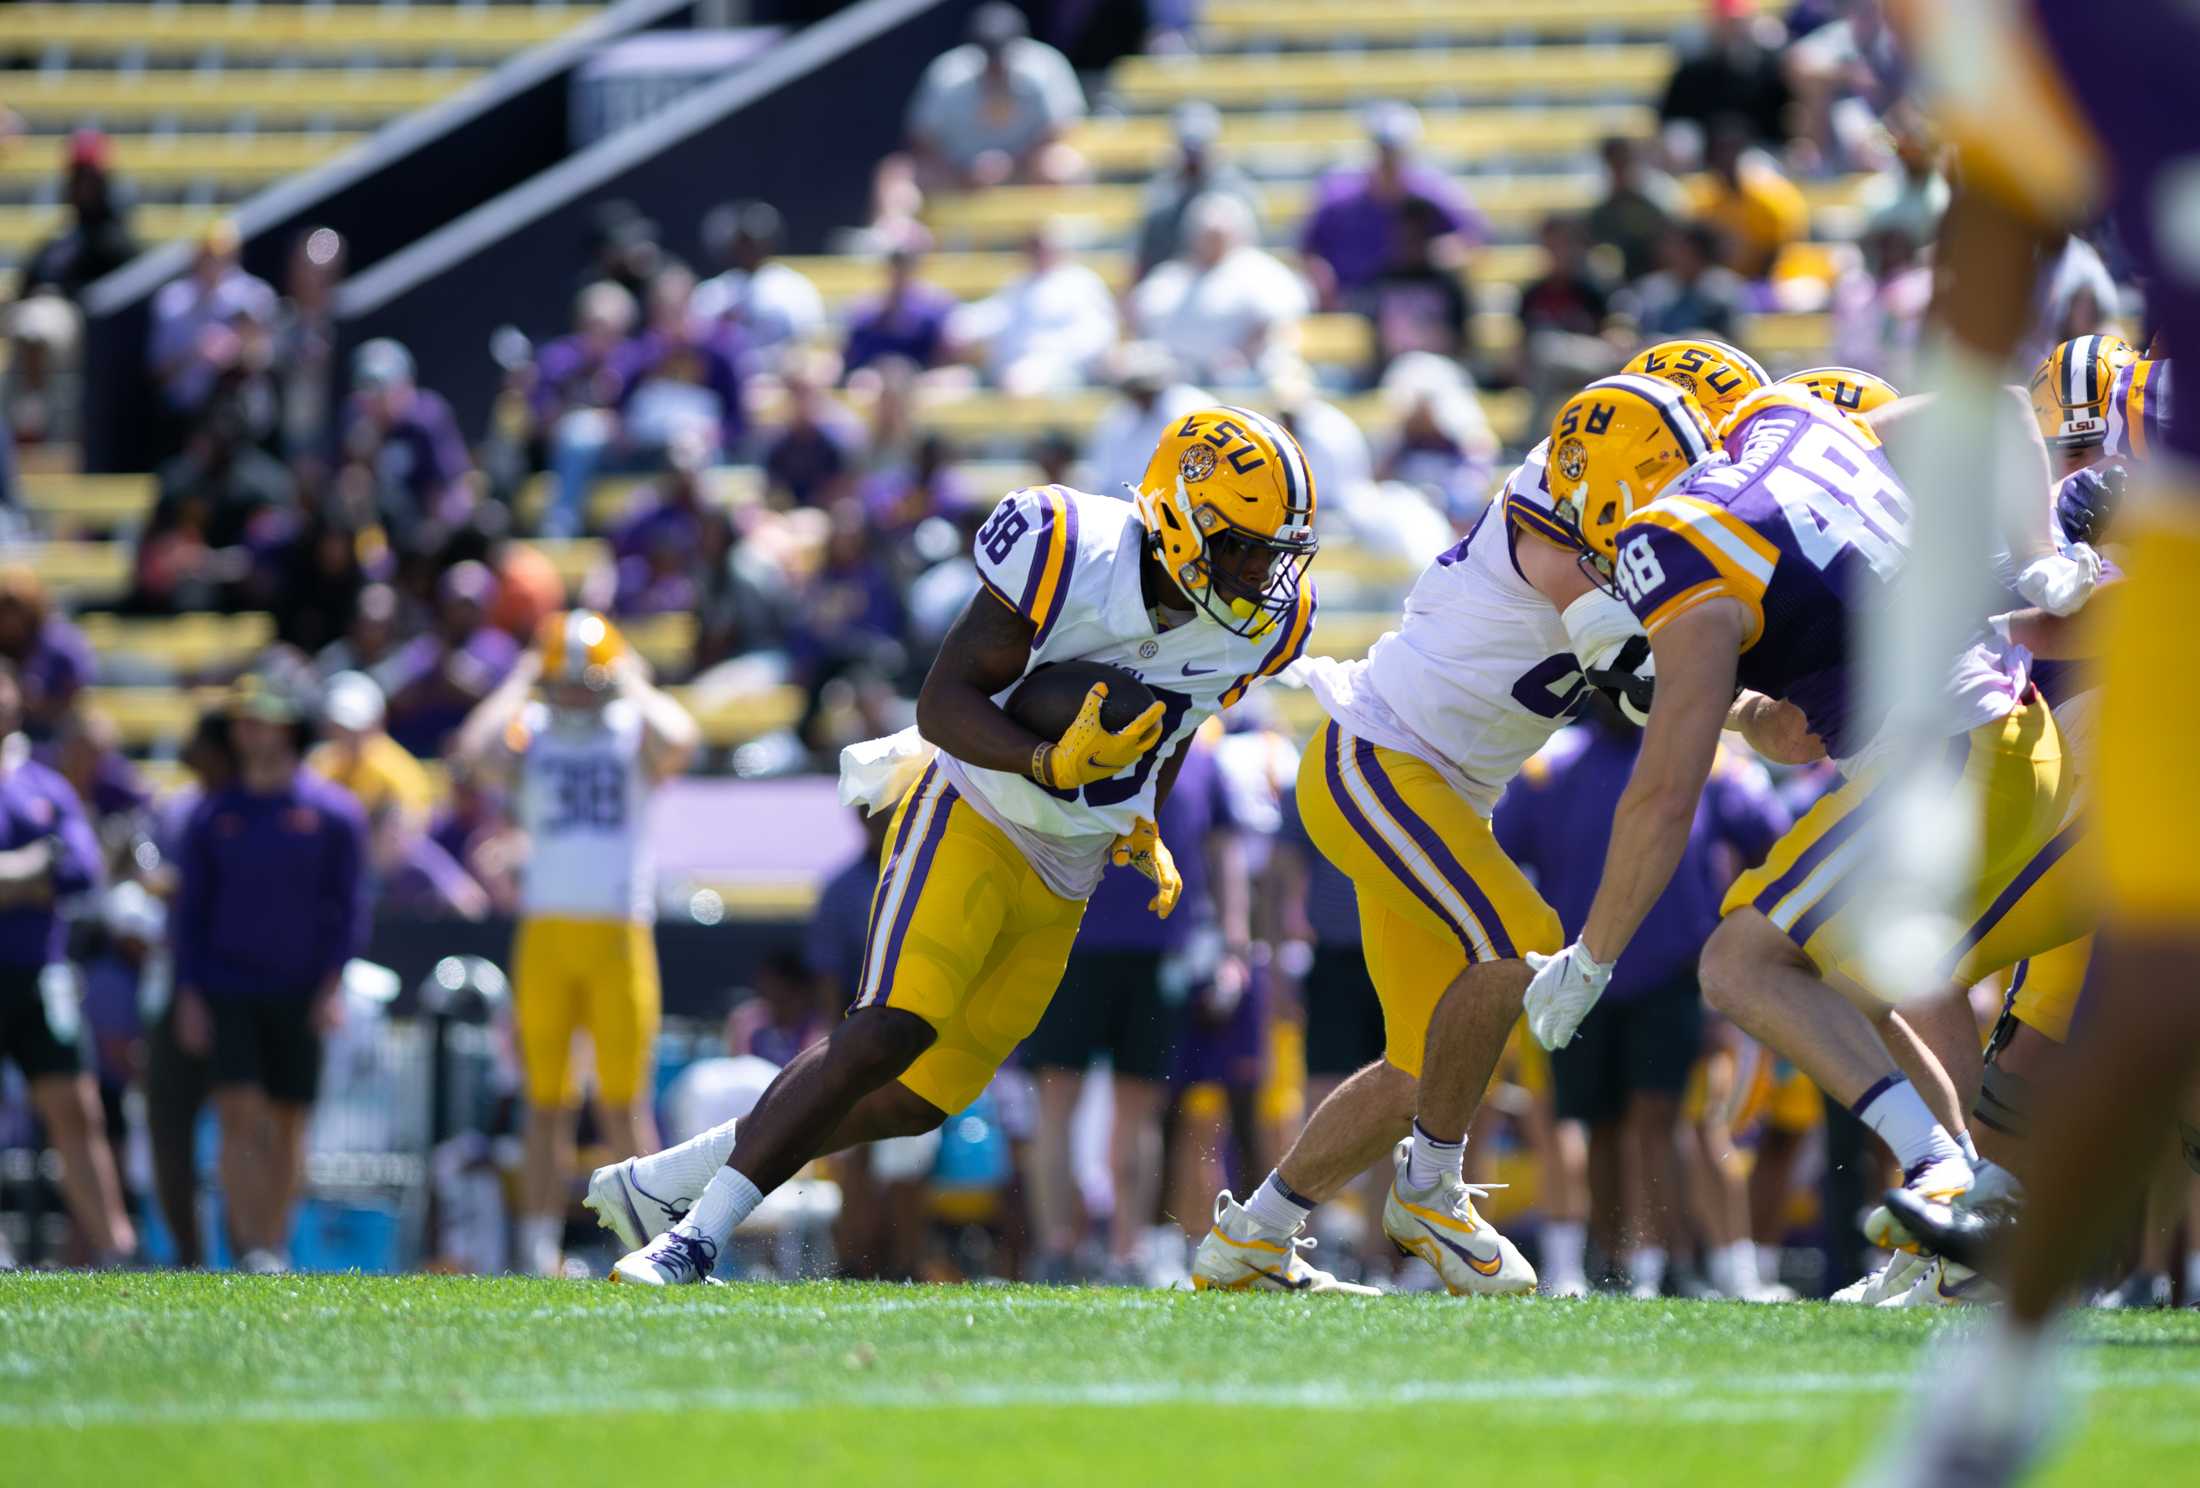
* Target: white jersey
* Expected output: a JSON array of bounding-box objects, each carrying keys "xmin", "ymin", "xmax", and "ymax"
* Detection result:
[
  {"xmin": 1310, "ymin": 440, "xmax": 1587, "ymax": 815},
  {"xmin": 937, "ymin": 485, "xmax": 1316, "ymax": 899},
  {"xmin": 514, "ymin": 698, "xmax": 654, "ymax": 922}
]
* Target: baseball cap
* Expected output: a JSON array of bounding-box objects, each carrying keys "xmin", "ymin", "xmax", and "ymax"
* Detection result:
[
  {"xmin": 353, "ymin": 338, "xmax": 415, "ymax": 391},
  {"xmin": 323, "ymin": 671, "xmax": 385, "ymax": 733}
]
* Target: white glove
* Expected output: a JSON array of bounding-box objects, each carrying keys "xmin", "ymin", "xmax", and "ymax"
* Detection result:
[
  {"xmin": 1523, "ymin": 942, "xmax": 1614, "ymax": 1050},
  {"xmin": 2014, "ymin": 545, "xmax": 2103, "ymax": 618}
]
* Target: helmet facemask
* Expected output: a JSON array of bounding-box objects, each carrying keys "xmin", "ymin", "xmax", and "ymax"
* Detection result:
[{"xmin": 1150, "ymin": 475, "xmax": 1318, "ymax": 639}]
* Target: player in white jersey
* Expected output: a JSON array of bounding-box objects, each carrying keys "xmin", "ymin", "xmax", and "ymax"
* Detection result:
[
  {"xmin": 601, "ymin": 407, "xmax": 1324, "ymax": 1287},
  {"xmin": 453, "ymin": 610, "xmax": 699, "ymax": 1276},
  {"xmin": 1191, "ymin": 340, "xmax": 1761, "ymax": 1297}
]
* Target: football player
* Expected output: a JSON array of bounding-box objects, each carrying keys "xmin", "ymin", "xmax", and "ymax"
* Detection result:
[
  {"xmin": 597, "ymin": 409, "xmax": 1324, "ymax": 1286},
  {"xmin": 451, "ymin": 611, "xmax": 700, "ymax": 1277},
  {"xmin": 1189, "ymin": 340, "xmax": 1763, "ymax": 1297},
  {"xmin": 1519, "ymin": 375, "xmax": 2090, "ymax": 1298}
]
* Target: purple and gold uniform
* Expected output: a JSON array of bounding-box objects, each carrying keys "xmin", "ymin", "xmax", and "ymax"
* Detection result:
[
  {"xmin": 1612, "ymin": 389, "xmax": 2080, "ymax": 978},
  {"xmin": 2106, "ymin": 357, "xmax": 2173, "ymax": 464}
]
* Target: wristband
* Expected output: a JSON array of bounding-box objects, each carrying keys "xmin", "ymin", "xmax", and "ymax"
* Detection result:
[{"xmin": 1030, "ymin": 742, "xmax": 1055, "ymax": 787}]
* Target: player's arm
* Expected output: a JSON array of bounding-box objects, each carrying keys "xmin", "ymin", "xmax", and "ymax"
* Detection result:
[
  {"xmin": 914, "ymin": 587, "xmax": 1053, "ymax": 774},
  {"xmin": 1518, "ymin": 527, "xmax": 1655, "ymax": 719},
  {"xmin": 450, "ymin": 649, "xmax": 541, "ymax": 779},
  {"xmin": 1579, "ymin": 598, "xmax": 1745, "ymax": 962},
  {"xmin": 1727, "ymin": 689, "xmax": 1826, "ymax": 765},
  {"xmin": 612, "ymin": 655, "xmax": 701, "ymax": 784},
  {"xmin": 1996, "ymin": 586, "xmax": 2117, "ymax": 660}
]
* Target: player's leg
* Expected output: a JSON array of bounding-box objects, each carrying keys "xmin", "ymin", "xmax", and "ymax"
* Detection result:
[
  {"xmin": 256, "ymin": 994, "xmax": 325, "ymax": 1268},
  {"xmin": 589, "ymin": 922, "xmax": 664, "ymax": 1165},
  {"xmin": 1622, "ymin": 982, "xmax": 1703, "ymax": 1298},
  {"xmin": 29, "ymin": 1072, "xmax": 134, "ymax": 1261},
  {"xmin": 512, "ymin": 918, "xmax": 586, "ymax": 1276},
  {"xmin": 144, "ymin": 1004, "xmax": 210, "ymax": 1267},
  {"xmin": 1019, "ymin": 954, "xmax": 1106, "ymax": 1277},
  {"xmin": 1106, "ymin": 980, "xmax": 1177, "ymax": 1276},
  {"xmin": 1547, "ymin": 988, "xmax": 1626, "ymax": 1295}
]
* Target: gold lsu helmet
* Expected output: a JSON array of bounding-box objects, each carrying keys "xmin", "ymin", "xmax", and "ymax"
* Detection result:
[
  {"xmin": 1781, "ymin": 365, "xmax": 1902, "ymax": 416},
  {"xmin": 1134, "ymin": 405, "xmax": 1318, "ymax": 638},
  {"xmin": 1547, "ymin": 374, "xmax": 1721, "ymax": 562},
  {"xmin": 535, "ymin": 608, "xmax": 626, "ymax": 690},
  {"xmin": 1622, "ymin": 338, "xmax": 1771, "ymax": 427},
  {"xmin": 2030, "ymin": 333, "xmax": 2138, "ymax": 450}
]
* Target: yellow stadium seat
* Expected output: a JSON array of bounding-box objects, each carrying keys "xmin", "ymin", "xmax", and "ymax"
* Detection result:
[
  {"xmin": 0, "ymin": 135, "xmax": 363, "ymax": 191},
  {"xmin": 1109, "ymin": 44, "xmax": 1675, "ymax": 110},
  {"xmin": 525, "ymin": 538, "xmax": 610, "ymax": 591},
  {"xmin": 1202, "ymin": 0, "xmax": 1704, "ymax": 45},
  {"xmin": 0, "ymin": 5, "xmax": 596, "ymax": 57},
  {"xmin": 1066, "ymin": 105, "xmax": 1654, "ymax": 176},
  {"xmin": 77, "ymin": 613, "xmax": 278, "ymax": 676},
  {"xmin": 665, "ymin": 684, "xmax": 807, "ymax": 748},
  {"xmin": 621, "ymin": 612, "xmax": 697, "ymax": 673},
  {"xmin": 1304, "ymin": 611, "xmax": 1391, "ymax": 662},
  {"xmin": 7, "ymin": 70, "xmax": 480, "ymax": 125},
  {"xmin": 0, "ymin": 205, "xmax": 231, "ymax": 255},
  {"xmin": 10, "ymin": 542, "xmax": 128, "ymax": 601},
  {"xmin": 83, "ymin": 686, "xmax": 225, "ymax": 749}
]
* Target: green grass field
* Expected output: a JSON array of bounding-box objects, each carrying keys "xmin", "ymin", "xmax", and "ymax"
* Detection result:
[{"xmin": 5, "ymin": 1273, "xmax": 2197, "ymax": 1486}]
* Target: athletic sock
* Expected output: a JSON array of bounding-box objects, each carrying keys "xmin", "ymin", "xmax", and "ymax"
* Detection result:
[
  {"xmin": 1405, "ymin": 1120, "xmax": 1466, "ymax": 1191},
  {"xmin": 518, "ymin": 1215, "xmax": 562, "ymax": 1276},
  {"xmin": 1851, "ymin": 1074, "xmax": 1966, "ymax": 1176},
  {"xmin": 1957, "ymin": 1128, "xmax": 1982, "ymax": 1166},
  {"xmin": 630, "ymin": 1118, "xmax": 742, "ymax": 1201},
  {"xmin": 1755, "ymin": 1242, "xmax": 1785, "ymax": 1290},
  {"xmin": 1242, "ymin": 1171, "xmax": 1315, "ymax": 1236},
  {"xmin": 2185, "ymin": 1251, "xmax": 2200, "ymax": 1303},
  {"xmin": 1542, "ymin": 1220, "xmax": 1588, "ymax": 1290},
  {"xmin": 1625, "ymin": 1245, "xmax": 1668, "ymax": 1296},
  {"xmin": 1721, "ymin": 1239, "xmax": 1762, "ymax": 1294},
  {"xmin": 682, "ymin": 1167, "xmax": 765, "ymax": 1246}
]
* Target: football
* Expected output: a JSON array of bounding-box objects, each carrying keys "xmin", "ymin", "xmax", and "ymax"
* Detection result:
[{"xmin": 1005, "ymin": 660, "xmax": 1157, "ymax": 740}]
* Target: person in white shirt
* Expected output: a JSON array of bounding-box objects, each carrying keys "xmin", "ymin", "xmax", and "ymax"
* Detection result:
[
  {"xmin": 1129, "ymin": 194, "xmax": 1309, "ymax": 388},
  {"xmin": 693, "ymin": 201, "xmax": 824, "ymax": 375},
  {"xmin": 1078, "ymin": 342, "xmax": 1208, "ymax": 496},
  {"xmin": 949, "ymin": 226, "xmax": 1118, "ymax": 395}
]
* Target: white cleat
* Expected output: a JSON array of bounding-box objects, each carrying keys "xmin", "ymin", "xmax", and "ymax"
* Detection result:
[
  {"xmin": 609, "ymin": 1227, "xmax": 719, "ymax": 1287},
  {"xmin": 1879, "ymin": 1258, "xmax": 1997, "ymax": 1309},
  {"xmin": 1864, "ymin": 1155, "xmax": 1975, "ymax": 1252},
  {"xmin": 1381, "ymin": 1141, "xmax": 1537, "ymax": 1297},
  {"xmin": 1190, "ymin": 1192, "xmax": 1381, "ymax": 1294},
  {"xmin": 584, "ymin": 1156, "xmax": 692, "ymax": 1252},
  {"xmin": 1834, "ymin": 1250, "xmax": 1933, "ymax": 1305}
]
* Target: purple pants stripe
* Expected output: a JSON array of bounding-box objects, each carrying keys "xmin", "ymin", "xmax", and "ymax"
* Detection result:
[
  {"xmin": 1942, "ymin": 819, "xmax": 2087, "ymax": 977},
  {"xmin": 1322, "ymin": 726, "xmax": 1470, "ymax": 954},
  {"xmin": 1352, "ymin": 737, "xmax": 1517, "ymax": 961},
  {"xmin": 853, "ymin": 766, "xmax": 953, "ymax": 1010}
]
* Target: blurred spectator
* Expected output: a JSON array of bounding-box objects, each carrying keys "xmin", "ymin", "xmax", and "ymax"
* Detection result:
[
  {"xmin": 1272, "ymin": 363, "xmax": 1378, "ymax": 523},
  {"xmin": 0, "ymin": 567, "xmax": 93, "ymax": 737},
  {"xmin": 265, "ymin": 510, "xmax": 374, "ymax": 658},
  {"xmin": 950, "ymin": 226, "xmax": 1118, "ymax": 394},
  {"xmin": 429, "ymin": 763, "xmax": 523, "ymax": 916},
  {"xmin": 1784, "ymin": 0, "xmax": 1906, "ymax": 171},
  {"xmin": 274, "ymin": 227, "xmax": 347, "ymax": 464},
  {"xmin": 1376, "ymin": 353, "xmax": 1501, "ymax": 527},
  {"xmin": 532, "ymin": 282, "xmax": 640, "ymax": 537},
  {"xmin": 172, "ymin": 676, "xmax": 368, "ymax": 1273},
  {"xmin": 693, "ymin": 506, "xmax": 799, "ymax": 674},
  {"xmin": 695, "ymin": 201, "xmax": 825, "ymax": 374},
  {"xmin": 1081, "ymin": 343, "xmax": 1206, "ymax": 496},
  {"xmin": 1131, "ymin": 193, "xmax": 1307, "ymax": 387},
  {"xmin": 309, "ymin": 671, "xmax": 434, "ymax": 874},
  {"xmin": 579, "ymin": 200, "xmax": 663, "ymax": 304},
  {"xmin": 382, "ymin": 561, "xmax": 521, "ymax": 758},
  {"xmin": 2034, "ymin": 234, "xmax": 2122, "ymax": 357},
  {"xmin": 1360, "ymin": 194, "xmax": 1472, "ymax": 377},
  {"xmin": 726, "ymin": 949, "xmax": 830, "ymax": 1069},
  {"xmin": 1133, "ymin": 103, "xmax": 1261, "ymax": 280},
  {"xmin": 0, "ymin": 658, "xmax": 135, "ymax": 1265},
  {"xmin": 1518, "ymin": 214, "xmax": 1626, "ymax": 428},
  {"xmin": 612, "ymin": 264, "xmax": 747, "ymax": 464},
  {"xmin": 1853, "ymin": 101, "xmax": 1949, "ymax": 254},
  {"xmin": 1657, "ymin": 0, "xmax": 1793, "ymax": 161},
  {"xmin": 314, "ymin": 582, "xmax": 404, "ymax": 681},
  {"xmin": 1694, "ymin": 117, "xmax": 1809, "ymax": 279},
  {"xmin": 40, "ymin": 708, "xmax": 147, "ymax": 849},
  {"xmin": 764, "ymin": 350, "xmax": 866, "ymax": 509},
  {"xmin": 147, "ymin": 221, "xmax": 278, "ymax": 433},
  {"xmin": 1300, "ymin": 103, "xmax": 1481, "ymax": 311},
  {"xmin": 139, "ymin": 396, "xmax": 293, "ymax": 613},
  {"xmin": 1625, "ymin": 223, "xmax": 1747, "ymax": 339},
  {"xmin": 861, "ymin": 431, "xmax": 974, "ymax": 555},
  {"xmin": 1586, "ymin": 135, "xmax": 1686, "ymax": 285},
  {"xmin": 879, "ymin": 2, "xmax": 1087, "ymax": 225},
  {"xmin": 788, "ymin": 502, "xmax": 905, "ymax": 753},
  {"xmin": 608, "ymin": 432, "xmax": 717, "ymax": 618},
  {"xmin": 9, "ymin": 131, "xmax": 139, "ymax": 443},
  {"xmin": 1495, "ymin": 707, "xmax": 1790, "ymax": 1299},
  {"xmin": 1829, "ymin": 215, "xmax": 1931, "ymax": 385},
  {"xmin": 342, "ymin": 338, "xmax": 476, "ymax": 539},
  {"xmin": 842, "ymin": 232, "xmax": 960, "ymax": 378},
  {"xmin": 1032, "ymin": 429, "xmax": 1079, "ymax": 489}
]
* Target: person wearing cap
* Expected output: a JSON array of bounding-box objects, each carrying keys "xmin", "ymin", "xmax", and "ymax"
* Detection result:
[
  {"xmin": 1657, "ymin": 0, "xmax": 1794, "ymax": 162},
  {"xmin": 341, "ymin": 337, "xmax": 476, "ymax": 538},
  {"xmin": 1299, "ymin": 102, "xmax": 1482, "ymax": 311},
  {"xmin": 11, "ymin": 130, "xmax": 139, "ymax": 443},
  {"xmin": 148, "ymin": 221, "xmax": 277, "ymax": 426},
  {"xmin": 883, "ymin": 0, "xmax": 1087, "ymax": 220},
  {"xmin": 0, "ymin": 657, "xmax": 135, "ymax": 1265},
  {"xmin": 694, "ymin": 200, "xmax": 824, "ymax": 375},
  {"xmin": 453, "ymin": 611, "xmax": 698, "ymax": 1276},
  {"xmin": 1129, "ymin": 191, "xmax": 1309, "ymax": 388},
  {"xmin": 309, "ymin": 671, "xmax": 436, "ymax": 878},
  {"xmin": 0, "ymin": 565, "xmax": 94, "ymax": 740},
  {"xmin": 382, "ymin": 561, "xmax": 522, "ymax": 759},
  {"xmin": 1133, "ymin": 102, "xmax": 1260, "ymax": 281},
  {"xmin": 171, "ymin": 675, "xmax": 368, "ymax": 1272}
]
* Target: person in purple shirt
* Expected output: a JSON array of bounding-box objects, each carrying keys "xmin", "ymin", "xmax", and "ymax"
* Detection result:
[
  {"xmin": 172, "ymin": 675, "xmax": 369, "ymax": 1271},
  {"xmin": 341, "ymin": 339, "xmax": 475, "ymax": 538},
  {"xmin": 1494, "ymin": 700, "xmax": 1790, "ymax": 1295},
  {"xmin": 0, "ymin": 658, "xmax": 136, "ymax": 1264},
  {"xmin": 0, "ymin": 566, "xmax": 94, "ymax": 738},
  {"xmin": 147, "ymin": 221, "xmax": 279, "ymax": 423},
  {"xmin": 530, "ymin": 281, "xmax": 640, "ymax": 538},
  {"xmin": 382, "ymin": 561, "xmax": 521, "ymax": 759},
  {"xmin": 1298, "ymin": 102, "xmax": 1481, "ymax": 310},
  {"xmin": 763, "ymin": 353, "xmax": 865, "ymax": 509},
  {"xmin": 1023, "ymin": 736, "xmax": 1242, "ymax": 1282},
  {"xmin": 842, "ymin": 238, "xmax": 960, "ymax": 378}
]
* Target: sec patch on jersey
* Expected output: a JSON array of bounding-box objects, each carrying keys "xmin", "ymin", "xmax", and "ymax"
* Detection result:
[{"xmin": 1006, "ymin": 660, "xmax": 1157, "ymax": 739}]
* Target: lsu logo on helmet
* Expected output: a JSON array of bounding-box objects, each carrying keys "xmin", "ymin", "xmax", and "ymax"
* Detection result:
[
  {"xmin": 1782, "ymin": 365, "xmax": 1901, "ymax": 416},
  {"xmin": 2031, "ymin": 334, "xmax": 2137, "ymax": 450},
  {"xmin": 1135, "ymin": 406, "xmax": 1318, "ymax": 639},
  {"xmin": 1622, "ymin": 338, "xmax": 1770, "ymax": 426},
  {"xmin": 536, "ymin": 608, "xmax": 626, "ymax": 690},
  {"xmin": 1547, "ymin": 374, "xmax": 1719, "ymax": 561}
]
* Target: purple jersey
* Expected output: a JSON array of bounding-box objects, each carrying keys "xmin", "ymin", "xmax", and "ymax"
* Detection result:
[{"xmin": 1614, "ymin": 392, "xmax": 1960, "ymax": 759}]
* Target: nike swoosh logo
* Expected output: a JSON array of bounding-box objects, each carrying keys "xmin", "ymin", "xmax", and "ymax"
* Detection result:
[
  {"xmin": 1181, "ymin": 664, "xmax": 1218, "ymax": 676},
  {"xmin": 1426, "ymin": 1225, "xmax": 1504, "ymax": 1277},
  {"xmin": 1255, "ymin": 1267, "xmax": 1313, "ymax": 1291}
]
